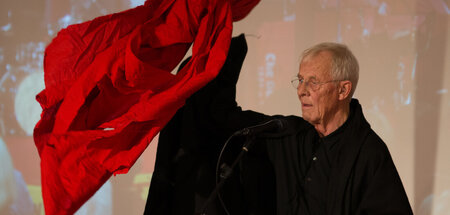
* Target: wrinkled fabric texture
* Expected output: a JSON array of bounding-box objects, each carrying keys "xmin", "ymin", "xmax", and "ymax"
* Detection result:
[{"xmin": 33, "ymin": 0, "xmax": 259, "ymax": 214}]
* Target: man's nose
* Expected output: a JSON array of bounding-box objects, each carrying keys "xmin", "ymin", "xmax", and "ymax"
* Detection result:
[{"xmin": 297, "ymin": 82, "xmax": 308, "ymax": 97}]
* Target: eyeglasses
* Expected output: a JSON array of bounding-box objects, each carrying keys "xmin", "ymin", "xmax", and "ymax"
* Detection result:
[{"xmin": 291, "ymin": 77, "xmax": 341, "ymax": 91}]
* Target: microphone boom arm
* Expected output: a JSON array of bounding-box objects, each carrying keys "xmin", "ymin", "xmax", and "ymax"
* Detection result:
[{"xmin": 197, "ymin": 134, "xmax": 257, "ymax": 215}]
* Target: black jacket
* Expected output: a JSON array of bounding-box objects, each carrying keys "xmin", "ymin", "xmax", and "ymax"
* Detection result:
[{"xmin": 256, "ymin": 100, "xmax": 413, "ymax": 215}]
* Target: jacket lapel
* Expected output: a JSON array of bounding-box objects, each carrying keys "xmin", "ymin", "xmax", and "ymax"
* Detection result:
[{"xmin": 326, "ymin": 99, "xmax": 371, "ymax": 215}]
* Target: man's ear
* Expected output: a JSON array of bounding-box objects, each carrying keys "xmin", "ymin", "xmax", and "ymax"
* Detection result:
[{"xmin": 338, "ymin": 80, "xmax": 352, "ymax": 100}]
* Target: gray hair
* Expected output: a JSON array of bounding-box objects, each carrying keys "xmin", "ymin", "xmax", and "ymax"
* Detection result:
[{"xmin": 300, "ymin": 42, "xmax": 359, "ymax": 97}]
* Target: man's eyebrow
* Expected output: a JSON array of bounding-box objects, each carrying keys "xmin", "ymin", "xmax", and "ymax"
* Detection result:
[{"xmin": 298, "ymin": 75, "xmax": 317, "ymax": 80}]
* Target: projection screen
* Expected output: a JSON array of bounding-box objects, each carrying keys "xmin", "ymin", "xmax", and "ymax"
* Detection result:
[{"xmin": 0, "ymin": 0, "xmax": 449, "ymax": 214}]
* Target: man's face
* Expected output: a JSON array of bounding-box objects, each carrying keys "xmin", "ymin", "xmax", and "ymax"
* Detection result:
[{"xmin": 297, "ymin": 51, "xmax": 340, "ymax": 125}]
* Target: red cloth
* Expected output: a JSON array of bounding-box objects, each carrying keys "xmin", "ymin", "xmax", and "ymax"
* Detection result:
[{"xmin": 34, "ymin": 0, "xmax": 259, "ymax": 214}]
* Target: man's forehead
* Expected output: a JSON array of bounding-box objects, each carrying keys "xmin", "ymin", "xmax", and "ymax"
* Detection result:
[
  {"xmin": 298, "ymin": 52, "xmax": 332, "ymax": 77},
  {"xmin": 298, "ymin": 63, "xmax": 331, "ymax": 78}
]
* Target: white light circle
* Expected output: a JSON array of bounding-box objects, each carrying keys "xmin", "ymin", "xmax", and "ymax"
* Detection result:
[{"xmin": 14, "ymin": 71, "xmax": 45, "ymax": 136}]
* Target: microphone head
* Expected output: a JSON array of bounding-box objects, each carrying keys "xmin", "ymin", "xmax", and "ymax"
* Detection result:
[
  {"xmin": 235, "ymin": 118, "xmax": 289, "ymax": 136},
  {"xmin": 273, "ymin": 118, "xmax": 288, "ymax": 132}
]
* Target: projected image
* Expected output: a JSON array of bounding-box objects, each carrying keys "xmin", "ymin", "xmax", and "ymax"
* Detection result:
[
  {"xmin": 0, "ymin": 0, "xmax": 152, "ymax": 214},
  {"xmin": 0, "ymin": 137, "xmax": 34, "ymax": 214},
  {"xmin": 0, "ymin": 0, "xmax": 449, "ymax": 214},
  {"xmin": 234, "ymin": 1, "xmax": 449, "ymax": 214}
]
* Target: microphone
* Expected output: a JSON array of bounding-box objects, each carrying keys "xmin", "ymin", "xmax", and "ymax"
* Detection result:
[{"xmin": 234, "ymin": 118, "xmax": 288, "ymax": 136}]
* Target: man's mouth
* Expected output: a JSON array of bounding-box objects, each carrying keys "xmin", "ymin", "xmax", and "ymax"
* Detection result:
[{"xmin": 302, "ymin": 103, "xmax": 312, "ymax": 108}]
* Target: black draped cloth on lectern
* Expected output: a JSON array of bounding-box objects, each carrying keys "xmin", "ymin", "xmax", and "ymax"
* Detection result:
[{"xmin": 144, "ymin": 34, "xmax": 276, "ymax": 215}]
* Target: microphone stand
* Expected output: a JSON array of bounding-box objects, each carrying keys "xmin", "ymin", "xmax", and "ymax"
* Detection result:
[{"xmin": 196, "ymin": 134, "xmax": 256, "ymax": 215}]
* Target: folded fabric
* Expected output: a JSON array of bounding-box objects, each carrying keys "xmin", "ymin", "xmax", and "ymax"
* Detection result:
[{"xmin": 33, "ymin": 0, "xmax": 259, "ymax": 214}]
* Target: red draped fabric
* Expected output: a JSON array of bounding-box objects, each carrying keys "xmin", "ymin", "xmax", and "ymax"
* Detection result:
[{"xmin": 33, "ymin": 0, "xmax": 259, "ymax": 214}]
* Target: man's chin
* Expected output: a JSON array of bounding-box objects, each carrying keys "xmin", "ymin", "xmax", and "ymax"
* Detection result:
[
  {"xmin": 302, "ymin": 114, "xmax": 311, "ymax": 123},
  {"xmin": 302, "ymin": 114, "xmax": 318, "ymax": 125}
]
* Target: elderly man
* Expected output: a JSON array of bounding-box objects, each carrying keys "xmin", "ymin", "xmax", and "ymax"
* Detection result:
[
  {"xmin": 206, "ymin": 36, "xmax": 413, "ymax": 214},
  {"xmin": 146, "ymin": 35, "xmax": 413, "ymax": 214}
]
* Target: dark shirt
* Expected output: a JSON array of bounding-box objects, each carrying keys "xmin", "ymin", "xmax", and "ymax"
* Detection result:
[{"xmin": 300, "ymin": 109, "xmax": 352, "ymax": 214}]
